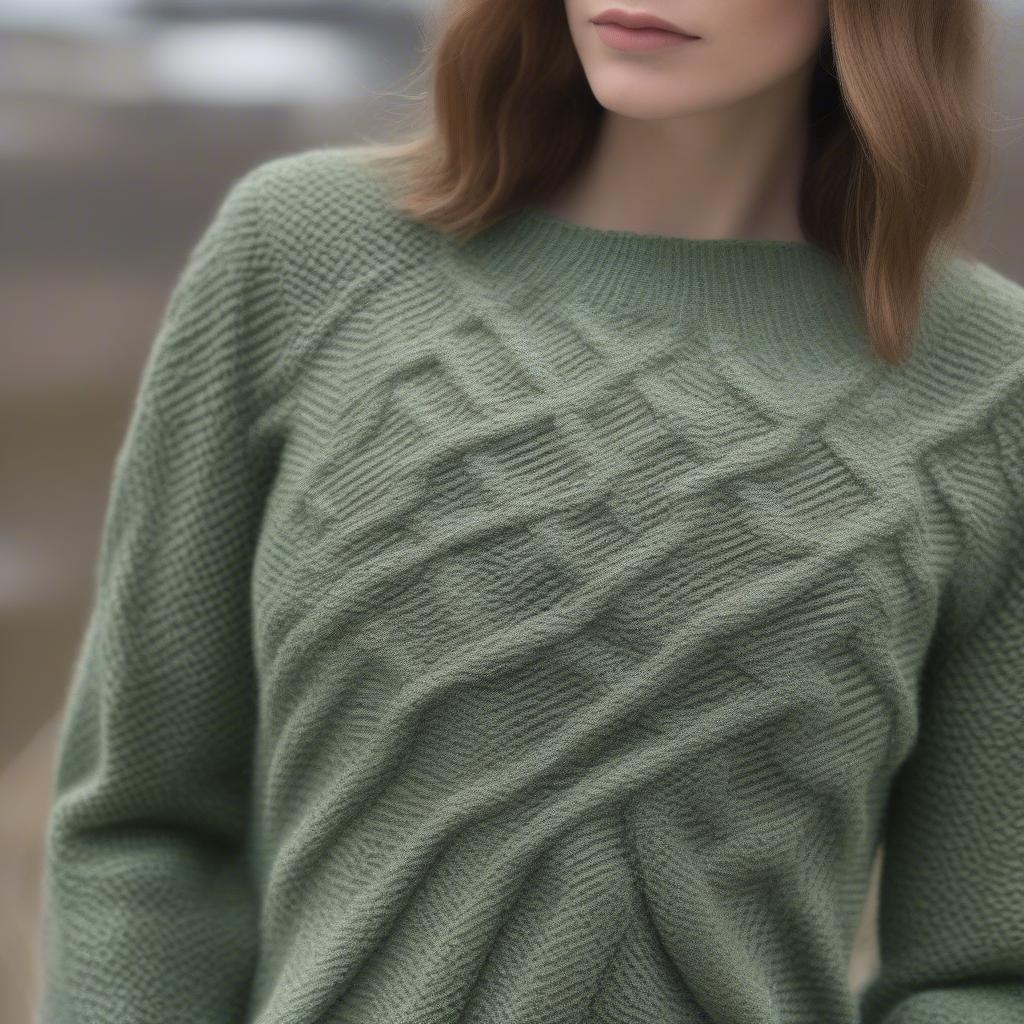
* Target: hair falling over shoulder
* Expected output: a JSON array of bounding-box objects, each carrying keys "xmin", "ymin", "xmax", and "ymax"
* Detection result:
[{"xmin": 357, "ymin": 0, "xmax": 992, "ymax": 367}]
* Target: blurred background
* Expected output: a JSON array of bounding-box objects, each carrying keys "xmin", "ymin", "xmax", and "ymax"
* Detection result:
[{"xmin": 0, "ymin": 2, "xmax": 1021, "ymax": 1021}]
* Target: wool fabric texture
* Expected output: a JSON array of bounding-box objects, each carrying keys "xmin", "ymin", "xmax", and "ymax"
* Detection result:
[{"xmin": 38, "ymin": 144, "xmax": 1024, "ymax": 1024}]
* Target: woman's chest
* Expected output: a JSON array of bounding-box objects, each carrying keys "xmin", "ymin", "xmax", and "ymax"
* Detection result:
[{"xmin": 250, "ymin": 321, "xmax": 948, "ymax": 796}]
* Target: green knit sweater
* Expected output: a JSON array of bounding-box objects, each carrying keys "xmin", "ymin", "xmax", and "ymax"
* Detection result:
[{"xmin": 38, "ymin": 144, "xmax": 1024, "ymax": 1024}]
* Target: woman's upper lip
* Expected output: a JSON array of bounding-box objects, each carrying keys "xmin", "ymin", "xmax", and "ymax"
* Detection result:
[{"xmin": 591, "ymin": 8, "xmax": 700, "ymax": 36}]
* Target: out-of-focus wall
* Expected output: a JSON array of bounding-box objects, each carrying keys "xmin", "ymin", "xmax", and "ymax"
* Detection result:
[{"xmin": 0, "ymin": 3, "xmax": 1020, "ymax": 1023}]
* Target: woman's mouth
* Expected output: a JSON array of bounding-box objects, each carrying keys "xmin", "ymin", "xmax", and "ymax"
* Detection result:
[{"xmin": 591, "ymin": 11, "xmax": 702, "ymax": 52}]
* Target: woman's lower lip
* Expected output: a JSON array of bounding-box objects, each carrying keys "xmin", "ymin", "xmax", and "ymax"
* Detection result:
[{"xmin": 593, "ymin": 21, "xmax": 700, "ymax": 52}]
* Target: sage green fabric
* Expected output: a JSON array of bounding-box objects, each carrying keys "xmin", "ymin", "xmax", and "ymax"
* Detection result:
[{"xmin": 38, "ymin": 145, "xmax": 1024, "ymax": 1024}]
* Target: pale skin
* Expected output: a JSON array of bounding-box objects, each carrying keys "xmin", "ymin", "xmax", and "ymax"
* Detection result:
[{"xmin": 544, "ymin": 0, "xmax": 832, "ymax": 244}]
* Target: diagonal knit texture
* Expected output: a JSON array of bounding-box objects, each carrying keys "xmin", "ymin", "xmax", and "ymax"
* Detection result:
[{"xmin": 37, "ymin": 144, "xmax": 1024, "ymax": 1024}]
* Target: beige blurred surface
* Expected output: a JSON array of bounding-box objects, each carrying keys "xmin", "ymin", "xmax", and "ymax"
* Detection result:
[{"xmin": 1, "ymin": 4, "xmax": 1021, "ymax": 1023}]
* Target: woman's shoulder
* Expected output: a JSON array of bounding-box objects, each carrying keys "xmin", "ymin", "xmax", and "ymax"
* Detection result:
[
  {"xmin": 915, "ymin": 254, "xmax": 1024, "ymax": 636},
  {"xmin": 924, "ymin": 252, "xmax": 1024, "ymax": 362},
  {"xmin": 907, "ymin": 252, "xmax": 1024, "ymax": 422},
  {"xmin": 244, "ymin": 143, "xmax": 400, "ymax": 222},
  {"xmin": 879, "ymin": 253, "xmax": 1024, "ymax": 532},
  {"xmin": 919, "ymin": 251, "xmax": 1024, "ymax": 507},
  {"xmin": 233, "ymin": 143, "xmax": 443, "ymax": 316},
  {"xmin": 217, "ymin": 144, "xmax": 459, "ymax": 407}
]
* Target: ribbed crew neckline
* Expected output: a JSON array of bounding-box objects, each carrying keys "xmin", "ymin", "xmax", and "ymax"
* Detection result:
[{"xmin": 467, "ymin": 202, "xmax": 857, "ymax": 335}]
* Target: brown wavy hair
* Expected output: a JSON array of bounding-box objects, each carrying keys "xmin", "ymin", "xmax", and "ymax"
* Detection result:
[{"xmin": 356, "ymin": 0, "xmax": 991, "ymax": 366}]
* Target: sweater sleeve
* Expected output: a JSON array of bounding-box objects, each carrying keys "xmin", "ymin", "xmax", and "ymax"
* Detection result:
[
  {"xmin": 857, "ymin": 385, "xmax": 1024, "ymax": 1023},
  {"xmin": 36, "ymin": 164, "xmax": 289, "ymax": 1024}
]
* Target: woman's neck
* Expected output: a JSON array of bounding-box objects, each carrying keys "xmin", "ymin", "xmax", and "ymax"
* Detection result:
[{"xmin": 536, "ymin": 80, "xmax": 815, "ymax": 246}]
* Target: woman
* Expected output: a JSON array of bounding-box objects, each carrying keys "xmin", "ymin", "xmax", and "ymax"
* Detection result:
[{"xmin": 38, "ymin": 2, "xmax": 1023, "ymax": 1023}]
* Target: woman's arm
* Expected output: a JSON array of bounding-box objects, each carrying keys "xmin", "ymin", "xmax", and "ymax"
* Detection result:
[
  {"xmin": 858, "ymin": 376, "xmax": 1024, "ymax": 1023},
  {"xmin": 36, "ymin": 164, "xmax": 288, "ymax": 1023}
]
